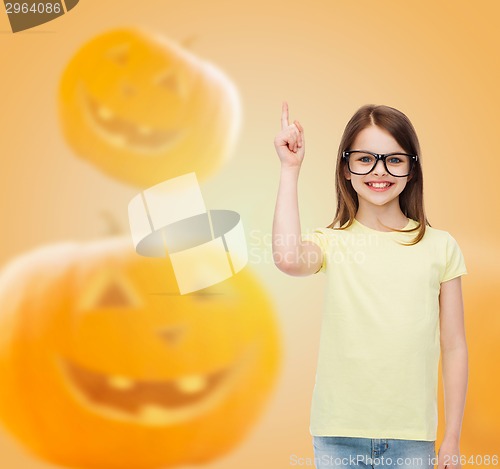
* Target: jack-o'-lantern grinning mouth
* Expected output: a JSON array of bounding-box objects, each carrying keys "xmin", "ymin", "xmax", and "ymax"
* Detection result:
[
  {"xmin": 79, "ymin": 83, "xmax": 187, "ymax": 153},
  {"xmin": 56, "ymin": 344, "xmax": 258, "ymax": 426}
]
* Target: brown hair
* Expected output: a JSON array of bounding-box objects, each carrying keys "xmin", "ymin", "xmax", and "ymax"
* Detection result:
[{"xmin": 326, "ymin": 104, "xmax": 431, "ymax": 245}]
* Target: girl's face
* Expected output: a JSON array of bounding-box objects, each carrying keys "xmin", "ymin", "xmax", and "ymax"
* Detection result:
[{"xmin": 343, "ymin": 124, "xmax": 410, "ymax": 209}]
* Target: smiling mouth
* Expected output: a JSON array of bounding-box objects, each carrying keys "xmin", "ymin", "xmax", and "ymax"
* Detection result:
[
  {"xmin": 56, "ymin": 344, "xmax": 257, "ymax": 426},
  {"xmin": 365, "ymin": 182, "xmax": 394, "ymax": 191},
  {"xmin": 80, "ymin": 84, "xmax": 186, "ymax": 153}
]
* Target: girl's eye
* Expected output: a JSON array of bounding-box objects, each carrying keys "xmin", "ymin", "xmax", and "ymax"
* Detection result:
[
  {"xmin": 388, "ymin": 157, "xmax": 402, "ymax": 164},
  {"xmin": 359, "ymin": 156, "xmax": 374, "ymax": 163}
]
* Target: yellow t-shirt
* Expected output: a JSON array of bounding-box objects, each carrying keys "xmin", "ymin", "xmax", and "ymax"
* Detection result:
[{"xmin": 301, "ymin": 217, "xmax": 468, "ymax": 441}]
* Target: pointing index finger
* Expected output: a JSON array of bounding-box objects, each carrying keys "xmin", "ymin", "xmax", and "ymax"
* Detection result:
[{"xmin": 281, "ymin": 101, "xmax": 289, "ymax": 130}]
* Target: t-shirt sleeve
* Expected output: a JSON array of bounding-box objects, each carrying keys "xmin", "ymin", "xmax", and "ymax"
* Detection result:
[
  {"xmin": 301, "ymin": 228, "xmax": 328, "ymax": 274},
  {"xmin": 441, "ymin": 233, "xmax": 468, "ymax": 283}
]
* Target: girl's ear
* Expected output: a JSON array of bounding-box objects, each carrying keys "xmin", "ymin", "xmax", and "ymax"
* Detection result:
[{"xmin": 343, "ymin": 165, "xmax": 351, "ymax": 180}]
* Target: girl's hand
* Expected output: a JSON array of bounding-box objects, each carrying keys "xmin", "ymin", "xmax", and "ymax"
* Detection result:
[
  {"xmin": 437, "ymin": 439, "xmax": 462, "ymax": 469},
  {"xmin": 274, "ymin": 101, "xmax": 305, "ymax": 169}
]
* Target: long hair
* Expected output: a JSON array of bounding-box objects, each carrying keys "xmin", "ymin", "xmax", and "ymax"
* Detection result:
[{"xmin": 326, "ymin": 104, "xmax": 430, "ymax": 245}]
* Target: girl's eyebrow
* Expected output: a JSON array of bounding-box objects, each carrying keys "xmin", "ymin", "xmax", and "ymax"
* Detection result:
[{"xmin": 353, "ymin": 149, "xmax": 409, "ymax": 154}]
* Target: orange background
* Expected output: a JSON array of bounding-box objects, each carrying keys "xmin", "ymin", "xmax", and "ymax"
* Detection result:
[{"xmin": 0, "ymin": 0, "xmax": 498, "ymax": 468}]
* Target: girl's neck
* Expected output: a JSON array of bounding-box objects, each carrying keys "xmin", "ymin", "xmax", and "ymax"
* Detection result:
[{"xmin": 355, "ymin": 205, "xmax": 409, "ymax": 232}]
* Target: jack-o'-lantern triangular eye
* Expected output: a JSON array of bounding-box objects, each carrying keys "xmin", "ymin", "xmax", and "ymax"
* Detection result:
[
  {"xmin": 155, "ymin": 70, "xmax": 180, "ymax": 93},
  {"xmin": 78, "ymin": 267, "xmax": 142, "ymax": 311},
  {"xmin": 107, "ymin": 44, "xmax": 130, "ymax": 66},
  {"xmin": 96, "ymin": 281, "xmax": 132, "ymax": 308},
  {"xmin": 157, "ymin": 324, "xmax": 187, "ymax": 345}
]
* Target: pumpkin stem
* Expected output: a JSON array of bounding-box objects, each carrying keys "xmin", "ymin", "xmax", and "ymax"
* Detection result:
[
  {"xmin": 100, "ymin": 210, "xmax": 124, "ymax": 235},
  {"xmin": 180, "ymin": 34, "xmax": 197, "ymax": 49}
]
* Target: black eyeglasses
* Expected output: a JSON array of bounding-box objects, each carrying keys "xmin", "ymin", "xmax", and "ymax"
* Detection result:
[{"xmin": 342, "ymin": 150, "xmax": 418, "ymax": 178}]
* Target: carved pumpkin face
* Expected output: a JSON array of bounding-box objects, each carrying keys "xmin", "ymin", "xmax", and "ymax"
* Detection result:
[
  {"xmin": 0, "ymin": 237, "xmax": 280, "ymax": 468},
  {"xmin": 58, "ymin": 28, "xmax": 241, "ymax": 188}
]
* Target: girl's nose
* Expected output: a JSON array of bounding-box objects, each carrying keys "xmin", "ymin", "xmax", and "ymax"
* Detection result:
[{"xmin": 372, "ymin": 159, "xmax": 387, "ymax": 175}]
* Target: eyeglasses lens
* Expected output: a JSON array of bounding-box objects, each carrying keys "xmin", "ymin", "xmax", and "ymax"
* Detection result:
[{"xmin": 348, "ymin": 152, "xmax": 411, "ymax": 177}]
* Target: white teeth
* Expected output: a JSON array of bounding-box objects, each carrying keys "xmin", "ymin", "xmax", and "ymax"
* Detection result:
[
  {"xmin": 97, "ymin": 106, "xmax": 113, "ymax": 121},
  {"xmin": 176, "ymin": 375, "xmax": 207, "ymax": 394},
  {"xmin": 137, "ymin": 404, "xmax": 170, "ymax": 423},
  {"xmin": 368, "ymin": 182, "xmax": 391, "ymax": 188},
  {"xmin": 108, "ymin": 375, "xmax": 135, "ymax": 390},
  {"xmin": 107, "ymin": 374, "xmax": 207, "ymax": 394}
]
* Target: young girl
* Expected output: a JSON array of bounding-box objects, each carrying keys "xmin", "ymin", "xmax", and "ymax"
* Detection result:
[{"xmin": 272, "ymin": 102, "xmax": 468, "ymax": 469}]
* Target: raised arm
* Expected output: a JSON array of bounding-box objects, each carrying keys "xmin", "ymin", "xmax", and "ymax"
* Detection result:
[{"xmin": 272, "ymin": 101, "xmax": 323, "ymax": 276}]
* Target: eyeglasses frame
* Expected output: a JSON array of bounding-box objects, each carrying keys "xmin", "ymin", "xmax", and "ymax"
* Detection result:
[{"xmin": 342, "ymin": 150, "xmax": 418, "ymax": 178}]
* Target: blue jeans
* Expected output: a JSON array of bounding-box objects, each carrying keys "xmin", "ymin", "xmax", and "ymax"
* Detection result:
[{"xmin": 312, "ymin": 436, "xmax": 436, "ymax": 469}]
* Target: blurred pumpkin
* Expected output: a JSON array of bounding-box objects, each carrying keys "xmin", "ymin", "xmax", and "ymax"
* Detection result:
[
  {"xmin": 58, "ymin": 28, "xmax": 241, "ymax": 187},
  {"xmin": 0, "ymin": 236, "xmax": 280, "ymax": 469}
]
